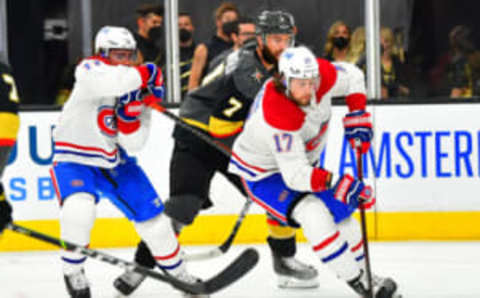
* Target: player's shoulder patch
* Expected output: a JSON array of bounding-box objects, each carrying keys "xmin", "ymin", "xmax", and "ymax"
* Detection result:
[
  {"xmin": 78, "ymin": 56, "xmax": 111, "ymax": 71},
  {"xmin": 262, "ymin": 81, "xmax": 306, "ymax": 131},
  {"xmin": 316, "ymin": 58, "xmax": 338, "ymax": 100}
]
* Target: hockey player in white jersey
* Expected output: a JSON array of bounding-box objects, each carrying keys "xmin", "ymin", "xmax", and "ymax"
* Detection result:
[
  {"xmin": 51, "ymin": 26, "xmax": 206, "ymax": 298},
  {"xmin": 229, "ymin": 46, "xmax": 401, "ymax": 297}
]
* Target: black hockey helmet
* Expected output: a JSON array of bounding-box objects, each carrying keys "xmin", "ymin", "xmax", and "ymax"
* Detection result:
[{"xmin": 255, "ymin": 10, "xmax": 295, "ymax": 36}]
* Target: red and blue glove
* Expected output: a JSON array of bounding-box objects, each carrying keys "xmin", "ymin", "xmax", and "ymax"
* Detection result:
[
  {"xmin": 343, "ymin": 110, "xmax": 373, "ymax": 154},
  {"xmin": 332, "ymin": 174, "xmax": 375, "ymax": 210},
  {"xmin": 116, "ymin": 90, "xmax": 143, "ymax": 134},
  {"xmin": 135, "ymin": 63, "xmax": 164, "ymax": 106}
]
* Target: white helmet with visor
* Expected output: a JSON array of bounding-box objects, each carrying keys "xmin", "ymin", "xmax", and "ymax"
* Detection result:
[{"xmin": 94, "ymin": 26, "xmax": 136, "ymax": 58}]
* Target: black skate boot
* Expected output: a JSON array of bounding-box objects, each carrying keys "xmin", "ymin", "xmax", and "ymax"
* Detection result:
[
  {"xmin": 64, "ymin": 269, "xmax": 91, "ymax": 298},
  {"xmin": 348, "ymin": 270, "xmax": 402, "ymax": 298},
  {"xmin": 113, "ymin": 269, "xmax": 147, "ymax": 296},
  {"xmin": 113, "ymin": 241, "xmax": 155, "ymax": 296},
  {"xmin": 272, "ymin": 254, "xmax": 319, "ymax": 288}
]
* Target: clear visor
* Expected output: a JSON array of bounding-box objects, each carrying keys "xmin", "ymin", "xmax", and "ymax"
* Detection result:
[
  {"xmin": 288, "ymin": 76, "xmax": 320, "ymax": 92},
  {"xmin": 108, "ymin": 49, "xmax": 136, "ymax": 62}
]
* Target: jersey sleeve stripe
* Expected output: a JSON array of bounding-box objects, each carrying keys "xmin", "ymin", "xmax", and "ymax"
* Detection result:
[{"xmin": 55, "ymin": 142, "xmax": 118, "ymax": 156}]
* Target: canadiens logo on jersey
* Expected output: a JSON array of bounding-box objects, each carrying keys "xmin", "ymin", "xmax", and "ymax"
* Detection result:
[
  {"xmin": 305, "ymin": 120, "xmax": 329, "ymax": 151},
  {"xmin": 97, "ymin": 105, "xmax": 117, "ymax": 137}
]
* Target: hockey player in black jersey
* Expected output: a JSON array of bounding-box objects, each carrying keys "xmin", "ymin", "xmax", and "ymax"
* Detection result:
[
  {"xmin": 114, "ymin": 10, "xmax": 319, "ymax": 295},
  {"xmin": 0, "ymin": 61, "xmax": 20, "ymax": 235}
]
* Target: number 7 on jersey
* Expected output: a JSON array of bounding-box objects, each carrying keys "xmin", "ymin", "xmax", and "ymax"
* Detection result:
[{"xmin": 273, "ymin": 133, "xmax": 292, "ymax": 152}]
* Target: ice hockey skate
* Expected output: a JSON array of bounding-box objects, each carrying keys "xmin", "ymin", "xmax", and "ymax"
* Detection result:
[
  {"xmin": 273, "ymin": 254, "xmax": 319, "ymax": 289},
  {"xmin": 113, "ymin": 269, "xmax": 146, "ymax": 297},
  {"xmin": 63, "ymin": 269, "xmax": 91, "ymax": 298},
  {"xmin": 348, "ymin": 271, "xmax": 402, "ymax": 298}
]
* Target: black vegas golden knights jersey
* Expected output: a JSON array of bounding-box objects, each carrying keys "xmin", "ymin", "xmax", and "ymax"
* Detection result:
[
  {"xmin": 173, "ymin": 45, "xmax": 274, "ymax": 150},
  {"xmin": 0, "ymin": 61, "xmax": 20, "ymax": 176},
  {"xmin": 0, "ymin": 62, "xmax": 20, "ymax": 147}
]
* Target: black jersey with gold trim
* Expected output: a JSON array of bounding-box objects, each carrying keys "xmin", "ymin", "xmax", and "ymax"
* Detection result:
[
  {"xmin": 0, "ymin": 62, "xmax": 20, "ymax": 146},
  {"xmin": 174, "ymin": 46, "xmax": 273, "ymax": 149}
]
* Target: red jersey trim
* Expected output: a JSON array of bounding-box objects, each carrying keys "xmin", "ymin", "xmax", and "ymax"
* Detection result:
[
  {"xmin": 315, "ymin": 58, "xmax": 338, "ymax": 101},
  {"xmin": 262, "ymin": 82, "xmax": 306, "ymax": 131},
  {"xmin": 345, "ymin": 93, "xmax": 367, "ymax": 112}
]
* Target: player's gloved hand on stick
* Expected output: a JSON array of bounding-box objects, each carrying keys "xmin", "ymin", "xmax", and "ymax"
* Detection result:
[
  {"xmin": 332, "ymin": 174, "xmax": 375, "ymax": 210},
  {"xmin": 0, "ymin": 187, "xmax": 13, "ymax": 233},
  {"xmin": 135, "ymin": 63, "xmax": 164, "ymax": 105},
  {"xmin": 343, "ymin": 110, "xmax": 373, "ymax": 154}
]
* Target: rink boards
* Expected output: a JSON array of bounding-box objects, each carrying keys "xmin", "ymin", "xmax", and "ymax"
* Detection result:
[{"xmin": 1, "ymin": 103, "xmax": 480, "ymax": 251}]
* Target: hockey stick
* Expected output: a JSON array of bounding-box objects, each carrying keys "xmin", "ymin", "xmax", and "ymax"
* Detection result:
[
  {"xmin": 355, "ymin": 142, "xmax": 374, "ymax": 298},
  {"xmin": 148, "ymin": 102, "xmax": 252, "ymax": 261},
  {"xmin": 184, "ymin": 199, "xmax": 253, "ymax": 261},
  {"xmin": 6, "ymin": 222, "xmax": 259, "ymax": 295}
]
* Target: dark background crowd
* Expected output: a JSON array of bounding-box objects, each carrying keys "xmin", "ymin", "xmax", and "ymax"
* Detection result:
[{"xmin": 4, "ymin": 0, "xmax": 480, "ymax": 105}]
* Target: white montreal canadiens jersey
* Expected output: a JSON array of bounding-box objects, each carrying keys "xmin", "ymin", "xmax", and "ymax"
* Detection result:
[
  {"xmin": 53, "ymin": 57, "xmax": 143, "ymax": 168},
  {"xmin": 229, "ymin": 59, "xmax": 366, "ymax": 192}
]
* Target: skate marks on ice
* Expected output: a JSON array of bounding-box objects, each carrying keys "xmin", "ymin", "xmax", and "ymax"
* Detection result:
[{"xmin": 1, "ymin": 242, "xmax": 480, "ymax": 297}]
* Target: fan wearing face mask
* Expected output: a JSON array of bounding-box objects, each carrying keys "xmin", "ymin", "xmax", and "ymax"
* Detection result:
[
  {"xmin": 177, "ymin": 12, "xmax": 196, "ymax": 99},
  {"xmin": 134, "ymin": 4, "xmax": 165, "ymax": 65},
  {"xmin": 323, "ymin": 20, "xmax": 351, "ymax": 62},
  {"xmin": 188, "ymin": 2, "xmax": 239, "ymax": 91}
]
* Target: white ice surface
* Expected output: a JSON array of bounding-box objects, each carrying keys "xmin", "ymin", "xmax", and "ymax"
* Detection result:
[{"xmin": 1, "ymin": 241, "xmax": 479, "ymax": 298}]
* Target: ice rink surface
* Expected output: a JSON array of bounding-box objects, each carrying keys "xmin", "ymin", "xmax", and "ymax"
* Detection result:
[{"xmin": 1, "ymin": 241, "xmax": 479, "ymax": 298}]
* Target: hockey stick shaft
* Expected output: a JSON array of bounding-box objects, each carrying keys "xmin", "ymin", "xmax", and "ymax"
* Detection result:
[
  {"xmin": 184, "ymin": 199, "xmax": 252, "ymax": 261},
  {"xmin": 355, "ymin": 146, "xmax": 374, "ymax": 298},
  {"xmin": 149, "ymin": 102, "xmax": 251, "ymax": 260},
  {"xmin": 6, "ymin": 222, "xmax": 258, "ymax": 294}
]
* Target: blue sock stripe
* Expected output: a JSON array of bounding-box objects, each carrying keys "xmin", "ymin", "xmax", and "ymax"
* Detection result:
[
  {"xmin": 157, "ymin": 259, "xmax": 183, "ymax": 271},
  {"xmin": 321, "ymin": 242, "xmax": 349, "ymax": 263},
  {"xmin": 355, "ymin": 254, "xmax": 365, "ymax": 262},
  {"xmin": 61, "ymin": 256, "xmax": 87, "ymax": 264}
]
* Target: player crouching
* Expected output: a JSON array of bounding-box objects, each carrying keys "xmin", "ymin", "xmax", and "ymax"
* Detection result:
[{"xmin": 228, "ymin": 46, "xmax": 402, "ymax": 297}]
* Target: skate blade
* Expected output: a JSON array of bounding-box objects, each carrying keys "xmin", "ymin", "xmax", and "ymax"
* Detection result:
[{"xmin": 277, "ymin": 275, "xmax": 319, "ymax": 289}]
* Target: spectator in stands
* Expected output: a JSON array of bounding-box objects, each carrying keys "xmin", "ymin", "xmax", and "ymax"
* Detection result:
[
  {"xmin": 134, "ymin": 4, "xmax": 164, "ymax": 65},
  {"xmin": 346, "ymin": 26, "xmax": 366, "ymax": 65},
  {"xmin": 430, "ymin": 25, "xmax": 475, "ymax": 98},
  {"xmin": 323, "ymin": 20, "xmax": 351, "ymax": 62},
  {"xmin": 379, "ymin": 27, "xmax": 410, "ymax": 98},
  {"xmin": 178, "ymin": 12, "xmax": 196, "ymax": 99},
  {"xmin": 187, "ymin": 2, "xmax": 239, "ymax": 91},
  {"xmin": 447, "ymin": 25, "xmax": 475, "ymax": 98},
  {"xmin": 203, "ymin": 16, "xmax": 256, "ymax": 82}
]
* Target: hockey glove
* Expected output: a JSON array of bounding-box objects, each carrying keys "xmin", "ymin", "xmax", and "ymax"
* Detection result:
[
  {"xmin": 0, "ymin": 185, "xmax": 13, "ymax": 233},
  {"xmin": 332, "ymin": 174, "xmax": 375, "ymax": 210},
  {"xmin": 136, "ymin": 63, "xmax": 163, "ymax": 91},
  {"xmin": 343, "ymin": 110, "xmax": 373, "ymax": 154},
  {"xmin": 117, "ymin": 90, "xmax": 143, "ymax": 134}
]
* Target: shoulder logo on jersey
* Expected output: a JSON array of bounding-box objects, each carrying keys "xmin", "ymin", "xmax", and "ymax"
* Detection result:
[
  {"xmin": 305, "ymin": 120, "xmax": 329, "ymax": 151},
  {"xmin": 97, "ymin": 105, "xmax": 117, "ymax": 137},
  {"xmin": 250, "ymin": 68, "xmax": 264, "ymax": 83},
  {"xmin": 334, "ymin": 64, "xmax": 346, "ymax": 72}
]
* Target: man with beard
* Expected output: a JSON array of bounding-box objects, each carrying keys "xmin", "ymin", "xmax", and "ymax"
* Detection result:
[
  {"xmin": 187, "ymin": 2, "xmax": 239, "ymax": 91},
  {"xmin": 113, "ymin": 10, "xmax": 320, "ymax": 296},
  {"xmin": 134, "ymin": 4, "xmax": 164, "ymax": 65}
]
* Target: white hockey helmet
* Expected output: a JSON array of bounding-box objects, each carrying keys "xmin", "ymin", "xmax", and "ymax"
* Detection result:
[
  {"xmin": 94, "ymin": 26, "xmax": 136, "ymax": 56},
  {"xmin": 278, "ymin": 46, "xmax": 319, "ymax": 93}
]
